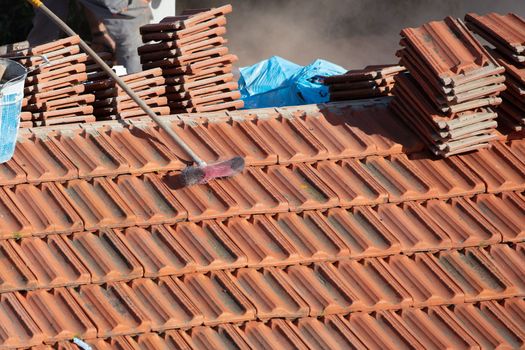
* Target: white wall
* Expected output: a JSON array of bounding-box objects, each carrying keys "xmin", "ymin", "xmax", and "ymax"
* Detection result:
[{"xmin": 149, "ymin": 0, "xmax": 176, "ymax": 23}]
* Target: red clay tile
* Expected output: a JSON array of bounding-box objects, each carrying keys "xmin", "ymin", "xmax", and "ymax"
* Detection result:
[
  {"xmin": 465, "ymin": 13, "xmax": 525, "ymax": 59},
  {"xmin": 360, "ymin": 155, "xmax": 439, "ymax": 202},
  {"xmin": 10, "ymin": 235, "xmax": 90, "ymax": 288},
  {"xmin": 380, "ymin": 253, "xmax": 464, "ymax": 307},
  {"xmin": 376, "ymin": 201, "xmax": 453, "ymax": 252},
  {"xmin": 435, "ymin": 248, "xmax": 519, "ymax": 301},
  {"xmin": 12, "ymin": 135, "xmax": 77, "ymax": 183},
  {"xmin": 471, "ymin": 192, "xmax": 525, "ymax": 242},
  {"xmin": 297, "ymin": 108, "xmax": 376, "ymax": 159},
  {"xmin": 50, "ymin": 128, "xmax": 130, "ymax": 178},
  {"xmin": 70, "ymin": 282, "xmax": 152, "ymax": 338},
  {"xmin": 163, "ymin": 330, "xmax": 193, "ymax": 350},
  {"xmin": 242, "ymin": 319, "xmax": 309, "ymax": 350},
  {"xmin": 98, "ymin": 124, "xmax": 185, "ymax": 174},
  {"xmin": 223, "ymin": 215, "xmax": 303, "ymax": 267},
  {"xmin": 285, "ymin": 263, "xmax": 358, "ymax": 316},
  {"xmin": 423, "ymin": 197, "xmax": 500, "ymax": 247},
  {"xmin": 383, "ymin": 307, "xmax": 478, "ymax": 349},
  {"xmin": 180, "ymin": 324, "xmax": 251, "ymax": 350},
  {"xmin": 0, "ymin": 240, "xmax": 38, "ymax": 292},
  {"xmin": 408, "ymin": 153, "xmax": 485, "ymax": 198},
  {"xmin": 487, "ymin": 243, "xmax": 525, "ymax": 295},
  {"xmin": 57, "ymin": 178, "xmax": 137, "ymax": 230},
  {"xmin": 0, "ymin": 293, "xmax": 45, "ymax": 349},
  {"xmin": 400, "ymin": 17, "xmax": 502, "ymax": 85},
  {"xmin": 178, "ymin": 270, "xmax": 256, "ymax": 326},
  {"xmin": 266, "ymin": 163, "xmax": 339, "ymax": 211},
  {"xmin": 206, "ymin": 119, "xmax": 277, "ymax": 166},
  {"xmin": 335, "ymin": 259, "xmax": 412, "ymax": 311},
  {"xmin": 214, "ymin": 167, "xmax": 289, "ymax": 215},
  {"xmin": 21, "ymin": 288, "xmax": 96, "ymax": 343},
  {"xmin": 112, "ymin": 174, "xmax": 187, "ymax": 225},
  {"xmin": 457, "ymin": 141, "xmax": 525, "ymax": 192},
  {"xmin": 273, "ymin": 211, "xmax": 350, "ymax": 261},
  {"xmin": 345, "ymin": 311, "xmax": 423, "ymax": 349},
  {"xmin": 324, "ymin": 207, "xmax": 401, "ymax": 258},
  {"xmin": 62, "ymin": 230, "xmax": 143, "ymax": 284},
  {"xmin": 321, "ymin": 101, "xmax": 424, "ymax": 156},
  {"xmin": 165, "ymin": 220, "xmax": 246, "ymax": 271},
  {"xmin": 233, "ymin": 267, "xmax": 309, "ymax": 319},
  {"xmin": 0, "ymin": 188, "xmax": 33, "ymax": 239},
  {"xmin": 0, "ymin": 159, "xmax": 26, "ymax": 186},
  {"xmin": 253, "ymin": 116, "xmax": 329, "ymax": 164},
  {"xmin": 453, "ymin": 301, "xmax": 525, "ymax": 349},
  {"xmin": 166, "ymin": 175, "xmax": 238, "ymax": 221},
  {"xmin": 313, "ymin": 160, "xmax": 388, "ymax": 206},
  {"xmin": 4, "ymin": 183, "xmax": 83, "ymax": 235},
  {"xmin": 502, "ymin": 297, "xmax": 525, "ymax": 332},
  {"xmin": 127, "ymin": 333, "xmax": 171, "ymax": 350},
  {"xmin": 293, "ymin": 316, "xmax": 367, "ymax": 350},
  {"xmin": 130, "ymin": 277, "xmax": 203, "ymax": 331},
  {"xmin": 115, "ymin": 225, "xmax": 196, "ymax": 277},
  {"xmin": 165, "ymin": 121, "xmax": 232, "ymax": 165}
]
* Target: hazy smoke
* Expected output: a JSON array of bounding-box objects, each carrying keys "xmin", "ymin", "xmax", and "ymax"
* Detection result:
[{"xmin": 178, "ymin": 0, "xmax": 524, "ymax": 69}]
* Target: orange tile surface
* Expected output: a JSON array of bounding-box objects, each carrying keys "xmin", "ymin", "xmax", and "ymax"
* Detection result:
[{"xmin": 0, "ymin": 72, "xmax": 523, "ymax": 349}]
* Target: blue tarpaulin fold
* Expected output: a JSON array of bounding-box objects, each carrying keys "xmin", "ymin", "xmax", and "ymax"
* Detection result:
[{"xmin": 238, "ymin": 56, "xmax": 346, "ymax": 109}]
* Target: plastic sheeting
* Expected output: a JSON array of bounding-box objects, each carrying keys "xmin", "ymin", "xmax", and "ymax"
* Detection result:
[{"xmin": 238, "ymin": 56, "xmax": 346, "ymax": 109}]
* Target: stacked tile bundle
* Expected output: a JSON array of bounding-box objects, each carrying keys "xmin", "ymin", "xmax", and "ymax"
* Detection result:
[
  {"xmin": 87, "ymin": 68, "xmax": 170, "ymax": 120},
  {"xmin": 0, "ymin": 36, "xmax": 96, "ymax": 127},
  {"xmin": 465, "ymin": 12, "xmax": 525, "ymax": 133},
  {"xmin": 325, "ymin": 64, "xmax": 405, "ymax": 101},
  {"xmin": 391, "ymin": 17, "xmax": 507, "ymax": 157},
  {"xmin": 138, "ymin": 4, "xmax": 244, "ymax": 114}
]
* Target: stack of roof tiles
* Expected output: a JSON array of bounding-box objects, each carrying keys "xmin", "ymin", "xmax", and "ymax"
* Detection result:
[
  {"xmin": 86, "ymin": 68, "xmax": 171, "ymax": 120},
  {"xmin": 0, "ymin": 36, "xmax": 96, "ymax": 127},
  {"xmin": 325, "ymin": 64, "xmax": 405, "ymax": 101},
  {"xmin": 0, "ymin": 98, "xmax": 524, "ymax": 349},
  {"xmin": 138, "ymin": 4, "xmax": 244, "ymax": 114},
  {"xmin": 465, "ymin": 12, "xmax": 525, "ymax": 135},
  {"xmin": 392, "ymin": 17, "xmax": 507, "ymax": 157}
]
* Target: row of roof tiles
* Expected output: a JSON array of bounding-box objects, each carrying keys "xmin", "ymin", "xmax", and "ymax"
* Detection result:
[
  {"xmin": 0, "ymin": 100, "xmax": 426, "ymax": 186},
  {"xmin": 0, "ymin": 192, "xmax": 524, "ymax": 291},
  {"xmin": 0, "ymin": 142, "xmax": 524, "ymax": 236},
  {"xmin": 0, "ymin": 213, "xmax": 522, "ymax": 299},
  {"xmin": 21, "ymin": 297, "xmax": 525, "ymax": 350},
  {"xmin": 0, "ymin": 243, "xmax": 523, "ymax": 347}
]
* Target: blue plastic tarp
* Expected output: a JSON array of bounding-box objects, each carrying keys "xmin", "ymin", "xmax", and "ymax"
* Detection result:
[{"xmin": 238, "ymin": 56, "xmax": 346, "ymax": 109}]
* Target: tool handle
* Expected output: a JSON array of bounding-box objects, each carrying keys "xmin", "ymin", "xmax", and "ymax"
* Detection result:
[{"xmin": 26, "ymin": 0, "xmax": 207, "ymax": 166}]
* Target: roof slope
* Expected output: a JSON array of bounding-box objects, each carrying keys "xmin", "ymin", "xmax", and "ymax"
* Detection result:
[{"xmin": 0, "ymin": 98, "xmax": 524, "ymax": 349}]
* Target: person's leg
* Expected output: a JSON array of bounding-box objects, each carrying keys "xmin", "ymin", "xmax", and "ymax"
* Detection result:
[
  {"xmin": 28, "ymin": 0, "xmax": 70, "ymax": 46},
  {"xmin": 81, "ymin": 0, "xmax": 152, "ymax": 73}
]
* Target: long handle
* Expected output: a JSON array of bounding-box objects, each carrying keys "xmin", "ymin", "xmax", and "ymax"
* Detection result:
[{"xmin": 26, "ymin": 0, "xmax": 207, "ymax": 166}]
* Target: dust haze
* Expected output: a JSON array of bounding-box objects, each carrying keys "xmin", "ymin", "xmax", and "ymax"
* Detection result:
[{"xmin": 178, "ymin": 0, "xmax": 524, "ymax": 69}]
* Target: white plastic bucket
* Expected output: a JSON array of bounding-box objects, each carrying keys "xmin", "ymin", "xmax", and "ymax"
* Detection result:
[{"xmin": 0, "ymin": 58, "xmax": 27, "ymax": 163}]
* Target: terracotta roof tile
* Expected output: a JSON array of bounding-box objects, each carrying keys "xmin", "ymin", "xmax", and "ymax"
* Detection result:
[
  {"xmin": 21, "ymin": 288, "xmax": 97, "ymax": 343},
  {"xmin": 178, "ymin": 271, "xmax": 256, "ymax": 325},
  {"xmin": 115, "ymin": 225, "xmax": 196, "ymax": 277}
]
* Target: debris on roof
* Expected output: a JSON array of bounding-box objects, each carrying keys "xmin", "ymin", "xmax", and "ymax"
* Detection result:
[
  {"xmin": 138, "ymin": 5, "xmax": 244, "ymax": 114},
  {"xmin": 325, "ymin": 64, "xmax": 405, "ymax": 101}
]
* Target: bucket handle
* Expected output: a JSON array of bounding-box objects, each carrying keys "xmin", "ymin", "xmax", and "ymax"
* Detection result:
[{"xmin": 8, "ymin": 54, "xmax": 50, "ymax": 75}]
